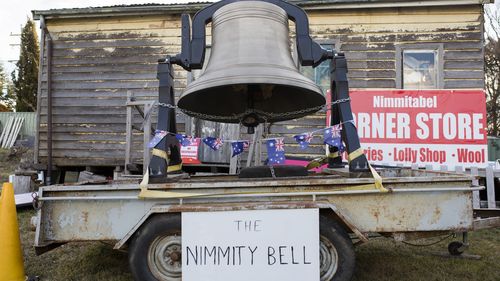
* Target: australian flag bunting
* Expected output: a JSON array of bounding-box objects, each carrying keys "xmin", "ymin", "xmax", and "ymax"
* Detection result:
[
  {"xmin": 148, "ymin": 130, "xmax": 168, "ymax": 148},
  {"xmin": 175, "ymin": 134, "xmax": 193, "ymax": 147},
  {"xmin": 231, "ymin": 141, "xmax": 249, "ymax": 157},
  {"xmin": 324, "ymin": 125, "xmax": 343, "ymax": 147},
  {"xmin": 203, "ymin": 137, "xmax": 224, "ymax": 151},
  {"xmin": 266, "ymin": 138, "xmax": 286, "ymax": 165},
  {"xmin": 294, "ymin": 132, "xmax": 314, "ymax": 150}
]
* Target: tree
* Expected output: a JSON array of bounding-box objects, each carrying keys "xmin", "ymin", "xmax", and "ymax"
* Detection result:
[
  {"xmin": 485, "ymin": 6, "xmax": 500, "ymax": 137},
  {"xmin": 12, "ymin": 18, "xmax": 39, "ymax": 112},
  {"xmin": 0, "ymin": 64, "xmax": 14, "ymax": 111}
]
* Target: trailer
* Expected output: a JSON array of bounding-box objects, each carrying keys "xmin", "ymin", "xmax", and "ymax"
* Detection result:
[
  {"xmin": 31, "ymin": 1, "xmax": 500, "ymax": 280},
  {"xmin": 33, "ymin": 167, "xmax": 500, "ymax": 281}
]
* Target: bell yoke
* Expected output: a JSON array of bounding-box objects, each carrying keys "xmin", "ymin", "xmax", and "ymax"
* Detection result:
[{"xmin": 148, "ymin": 0, "xmax": 370, "ymax": 182}]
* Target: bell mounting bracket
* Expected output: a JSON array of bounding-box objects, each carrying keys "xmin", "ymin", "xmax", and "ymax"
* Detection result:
[
  {"xmin": 170, "ymin": 0, "xmax": 331, "ymax": 71},
  {"xmin": 150, "ymin": 0, "xmax": 370, "ymax": 179}
]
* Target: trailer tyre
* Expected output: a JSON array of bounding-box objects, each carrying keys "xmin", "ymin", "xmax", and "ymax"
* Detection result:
[
  {"xmin": 129, "ymin": 214, "xmax": 354, "ymax": 281},
  {"xmin": 128, "ymin": 214, "xmax": 182, "ymax": 281},
  {"xmin": 320, "ymin": 215, "xmax": 356, "ymax": 281},
  {"xmin": 448, "ymin": 241, "xmax": 465, "ymax": 256}
]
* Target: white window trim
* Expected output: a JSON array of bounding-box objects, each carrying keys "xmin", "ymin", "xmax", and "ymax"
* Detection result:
[{"xmin": 396, "ymin": 43, "xmax": 444, "ymax": 89}]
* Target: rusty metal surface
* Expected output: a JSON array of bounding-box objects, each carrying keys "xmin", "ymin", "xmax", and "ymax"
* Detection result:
[{"xmin": 35, "ymin": 171, "xmax": 477, "ymax": 249}]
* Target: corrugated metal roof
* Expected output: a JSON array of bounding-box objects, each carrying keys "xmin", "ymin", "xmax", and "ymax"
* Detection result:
[{"xmin": 32, "ymin": 0, "xmax": 493, "ymax": 19}]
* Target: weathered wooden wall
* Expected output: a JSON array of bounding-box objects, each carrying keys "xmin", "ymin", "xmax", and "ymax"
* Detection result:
[
  {"xmin": 38, "ymin": 15, "xmax": 190, "ymax": 166},
  {"xmin": 37, "ymin": 4, "xmax": 485, "ymax": 167}
]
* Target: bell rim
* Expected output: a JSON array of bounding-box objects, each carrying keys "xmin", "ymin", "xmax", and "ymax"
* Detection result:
[
  {"xmin": 182, "ymin": 75, "xmax": 323, "ymax": 97},
  {"xmin": 178, "ymin": 83, "xmax": 326, "ymax": 124}
]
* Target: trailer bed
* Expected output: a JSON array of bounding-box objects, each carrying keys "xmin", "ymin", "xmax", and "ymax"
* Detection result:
[{"xmin": 34, "ymin": 168, "xmax": 481, "ymax": 252}]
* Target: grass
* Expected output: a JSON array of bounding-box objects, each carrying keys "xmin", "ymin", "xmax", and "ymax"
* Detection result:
[
  {"xmin": 3, "ymin": 148, "xmax": 499, "ymax": 280},
  {"xmin": 19, "ymin": 209, "xmax": 133, "ymax": 281},
  {"xmin": 0, "ymin": 148, "xmax": 26, "ymax": 183},
  {"xmin": 352, "ymin": 229, "xmax": 500, "ymax": 281},
  {"xmin": 17, "ymin": 208, "xmax": 499, "ymax": 281}
]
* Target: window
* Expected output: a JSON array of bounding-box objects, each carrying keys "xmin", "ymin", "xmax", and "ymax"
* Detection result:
[
  {"xmin": 298, "ymin": 41, "xmax": 337, "ymax": 94},
  {"xmin": 396, "ymin": 44, "xmax": 443, "ymax": 89},
  {"xmin": 403, "ymin": 50, "xmax": 438, "ymax": 89}
]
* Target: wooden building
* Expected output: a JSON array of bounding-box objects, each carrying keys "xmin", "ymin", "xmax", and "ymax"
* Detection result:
[{"xmin": 32, "ymin": 0, "xmax": 492, "ymax": 172}]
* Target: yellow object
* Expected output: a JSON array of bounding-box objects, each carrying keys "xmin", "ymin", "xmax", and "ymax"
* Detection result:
[
  {"xmin": 347, "ymin": 148, "xmax": 388, "ymax": 193},
  {"xmin": 152, "ymin": 148, "xmax": 169, "ymax": 160},
  {"xmin": 306, "ymin": 156, "xmax": 327, "ymax": 170},
  {"xmin": 369, "ymin": 164, "xmax": 389, "ymax": 193},
  {"xmin": 167, "ymin": 163, "xmax": 182, "ymax": 173},
  {"xmin": 0, "ymin": 183, "xmax": 26, "ymax": 281},
  {"xmin": 138, "ymin": 146, "xmax": 389, "ymax": 199},
  {"xmin": 347, "ymin": 148, "xmax": 364, "ymax": 162},
  {"xmin": 328, "ymin": 152, "xmax": 340, "ymax": 158}
]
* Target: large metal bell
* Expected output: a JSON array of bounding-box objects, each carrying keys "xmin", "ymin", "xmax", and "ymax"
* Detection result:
[{"xmin": 177, "ymin": 1, "xmax": 325, "ymax": 126}]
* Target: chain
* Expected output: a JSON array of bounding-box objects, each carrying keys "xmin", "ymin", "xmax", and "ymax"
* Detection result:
[
  {"xmin": 156, "ymin": 98, "xmax": 351, "ymax": 122},
  {"xmin": 32, "ymin": 192, "xmax": 40, "ymax": 210},
  {"xmin": 157, "ymin": 102, "xmax": 177, "ymax": 109},
  {"xmin": 269, "ymin": 165, "xmax": 276, "ymax": 178}
]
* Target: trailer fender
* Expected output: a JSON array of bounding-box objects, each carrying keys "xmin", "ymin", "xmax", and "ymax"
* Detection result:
[{"xmin": 114, "ymin": 200, "xmax": 368, "ymax": 250}]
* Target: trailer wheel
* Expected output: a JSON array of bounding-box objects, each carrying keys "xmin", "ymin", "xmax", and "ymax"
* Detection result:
[
  {"xmin": 320, "ymin": 215, "xmax": 356, "ymax": 281},
  {"xmin": 448, "ymin": 241, "xmax": 465, "ymax": 256},
  {"xmin": 128, "ymin": 214, "xmax": 182, "ymax": 281},
  {"xmin": 129, "ymin": 213, "xmax": 354, "ymax": 281}
]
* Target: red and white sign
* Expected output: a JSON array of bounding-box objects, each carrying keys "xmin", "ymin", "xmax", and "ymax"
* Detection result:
[
  {"xmin": 181, "ymin": 138, "xmax": 201, "ymax": 164},
  {"xmin": 341, "ymin": 90, "xmax": 487, "ymax": 168}
]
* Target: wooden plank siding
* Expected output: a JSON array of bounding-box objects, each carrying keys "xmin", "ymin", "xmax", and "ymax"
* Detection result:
[
  {"xmin": 36, "ymin": 4, "xmax": 486, "ymax": 167},
  {"xmin": 38, "ymin": 15, "xmax": 191, "ymax": 166}
]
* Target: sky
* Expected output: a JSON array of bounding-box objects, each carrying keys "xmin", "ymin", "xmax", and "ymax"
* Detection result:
[
  {"xmin": 0, "ymin": 0, "xmax": 498, "ymax": 74},
  {"xmin": 0, "ymin": 0, "xmax": 216, "ymax": 74}
]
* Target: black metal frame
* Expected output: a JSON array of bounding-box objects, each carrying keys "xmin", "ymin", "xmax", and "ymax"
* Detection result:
[
  {"xmin": 149, "ymin": 0, "xmax": 369, "ymax": 181},
  {"xmin": 148, "ymin": 58, "xmax": 182, "ymax": 182},
  {"xmin": 329, "ymin": 53, "xmax": 370, "ymax": 171}
]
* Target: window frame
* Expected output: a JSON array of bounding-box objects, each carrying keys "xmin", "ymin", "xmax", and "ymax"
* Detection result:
[
  {"xmin": 396, "ymin": 43, "xmax": 444, "ymax": 89},
  {"xmin": 295, "ymin": 38, "xmax": 340, "ymax": 94}
]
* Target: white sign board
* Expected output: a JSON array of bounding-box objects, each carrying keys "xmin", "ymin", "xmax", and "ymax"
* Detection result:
[{"xmin": 182, "ymin": 209, "xmax": 319, "ymax": 281}]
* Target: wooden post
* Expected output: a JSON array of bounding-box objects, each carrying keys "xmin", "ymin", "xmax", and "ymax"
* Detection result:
[
  {"xmin": 0, "ymin": 116, "xmax": 13, "ymax": 147},
  {"xmin": 254, "ymin": 125, "xmax": 263, "ymax": 166},
  {"xmin": 12, "ymin": 175, "xmax": 31, "ymax": 194},
  {"xmin": 246, "ymin": 128, "xmax": 258, "ymax": 168},
  {"xmin": 142, "ymin": 102, "xmax": 153, "ymax": 174},
  {"xmin": 229, "ymin": 155, "xmax": 238, "ymax": 175},
  {"xmin": 485, "ymin": 166, "xmax": 496, "ymax": 209},
  {"xmin": 125, "ymin": 91, "xmax": 133, "ymax": 174},
  {"xmin": 470, "ymin": 167, "xmax": 480, "ymax": 209}
]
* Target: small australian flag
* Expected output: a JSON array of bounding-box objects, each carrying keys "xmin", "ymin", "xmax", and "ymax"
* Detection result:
[
  {"xmin": 203, "ymin": 137, "xmax": 224, "ymax": 151},
  {"xmin": 266, "ymin": 138, "xmax": 286, "ymax": 165},
  {"xmin": 148, "ymin": 130, "xmax": 168, "ymax": 148},
  {"xmin": 294, "ymin": 132, "xmax": 314, "ymax": 150},
  {"xmin": 231, "ymin": 141, "xmax": 249, "ymax": 157},
  {"xmin": 176, "ymin": 134, "xmax": 193, "ymax": 147},
  {"xmin": 324, "ymin": 125, "xmax": 343, "ymax": 147}
]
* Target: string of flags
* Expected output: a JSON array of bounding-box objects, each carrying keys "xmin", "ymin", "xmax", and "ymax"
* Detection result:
[{"xmin": 149, "ymin": 122, "xmax": 350, "ymax": 164}]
